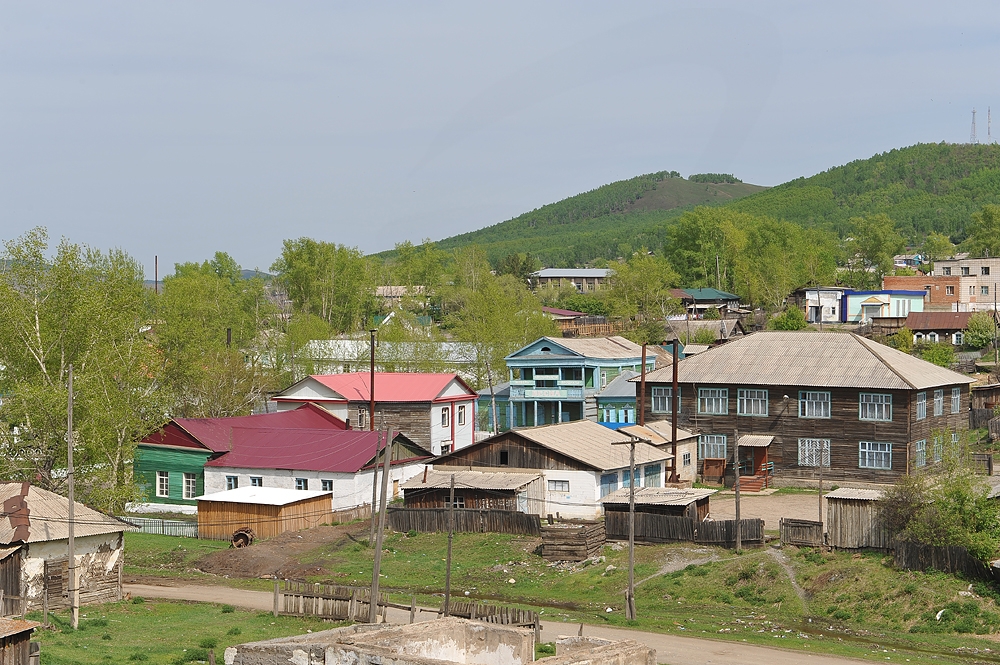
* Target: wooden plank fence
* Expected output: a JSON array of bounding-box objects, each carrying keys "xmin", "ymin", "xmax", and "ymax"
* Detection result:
[
  {"xmin": 893, "ymin": 541, "xmax": 1000, "ymax": 584},
  {"xmin": 331, "ymin": 505, "xmax": 372, "ymax": 524},
  {"xmin": 779, "ymin": 518, "xmax": 824, "ymax": 547},
  {"xmin": 441, "ymin": 601, "xmax": 541, "ymax": 642},
  {"xmin": 540, "ymin": 522, "xmax": 605, "ymax": 561},
  {"xmin": 119, "ymin": 517, "xmax": 198, "ymax": 537},
  {"xmin": 274, "ymin": 581, "xmax": 387, "ymax": 622},
  {"xmin": 387, "ymin": 508, "xmax": 541, "ymax": 536},
  {"xmin": 605, "ymin": 512, "xmax": 694, "ymax": 543},
  {"xmin": 696, "ymin": 519, "xmax": 764, "ymax": 546}
]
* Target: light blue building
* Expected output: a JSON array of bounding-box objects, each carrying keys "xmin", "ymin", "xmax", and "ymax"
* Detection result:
[{"xmin": 841, "ymin": 290, "xmax": 925, "ymax": 323}]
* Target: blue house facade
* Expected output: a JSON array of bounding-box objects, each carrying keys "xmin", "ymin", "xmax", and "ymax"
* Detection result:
[{"xmin": 841, "ymin": 290, "xmax": 925, "ymax": 323}]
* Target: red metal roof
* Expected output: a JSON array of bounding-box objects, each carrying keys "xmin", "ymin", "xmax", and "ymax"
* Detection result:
[
  {"xmin": 308, "ymin": 373, "xmax": 474, "ymax": 403},
  {"xmin": 204, "ymin": 428, "xmax": 425, "ymax": 473},
  {"xmin": 542, "ymin": 306, "xmax": 588, "ymax": 317},
  {"xmin": 141, "ymin": 403, "xmax": 347, "ymax": 453},
  {"xmin": 904, "ymin": 311, "xmax": 975, "ymax": 332}
]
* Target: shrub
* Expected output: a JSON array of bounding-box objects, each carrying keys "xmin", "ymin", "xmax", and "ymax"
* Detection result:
[
  {"xmin": 965, "ymin": 311, "xmax": 997, "ymax": 349},
  {"xmin": 199, "ymin": 638, "xmax": 218, "ymax": 649},
  {"xmin": 226, "ymin": 627, "xmax": 242, "ymax": 636},
  {"xmin": 132, "ymin": 596, "xmax": 145, "ymax": 604},
  {"xmin": 128, "ymin": 654, "xmax": 149, "ymax": 662},
  {"xmin": 768, "ymin": 307, "xmax": 808, "ymax": 330},
  {"xmin": 221, "ymin": 605, "xmax": 235, "ymax": 614},
  {"xmin": 917, "ymin": 342, "xmax": 955, "ymax": 367}
]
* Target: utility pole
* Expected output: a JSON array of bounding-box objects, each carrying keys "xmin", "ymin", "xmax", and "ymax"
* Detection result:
[
  {"xmin": 715, "ymin": 254, "xmax": 721, "ymax": 290},
  {"xmin": 818, "ymin": 442, "xmax": 824, "ymax": 525},
  {"xmin": 612, "ymin": 434, "xmax": 648, "ymax": 620},
  {"xmin": 154, "ymin": 255, "xmax": 158, "ymax": 295},
  {"xmin": 638, "ymin": 344, "xmax": 647, "ymax": 427},
  {"xmin": 369, "ymin": 329, "xmax": 378, "ymax": 544},
  {"xmin": 67, "ymin": 364, "xmax": 79, "ymax": 630},
  {"xmin": 369, "ymin": 428, "xmax": 392, "ymax": 623},
  {"xmin": 444, "ymin": 474, "xmax": 455, "ymax": 616},
  {"xmin": 972, "ymin": 108, "xmax": 979, "ymax": 145},
  {"xmin": 734, "ymin": 428, "xmax": 741, "ymax": 555},
  {"xmin": 670, "ymin": 341, "xmax": 679, "ymax": 482}
]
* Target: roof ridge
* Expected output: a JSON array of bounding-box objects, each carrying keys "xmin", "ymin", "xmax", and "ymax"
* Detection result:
[{"xmin": 851, "ymin": 334, "xmax": 917, "ymax": 390}]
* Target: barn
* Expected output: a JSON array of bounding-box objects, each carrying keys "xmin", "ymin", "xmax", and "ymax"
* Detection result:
[
  {"xmin": 825, "ymin": 487, "xmax": 890, "ymax": 550},
  {"xmin": 195, "ymin": 487, "xmax": 334, "ymax": 541}
]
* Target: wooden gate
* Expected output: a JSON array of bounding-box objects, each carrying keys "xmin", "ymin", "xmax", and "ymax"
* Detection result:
[
  {"xmin": 695, "ymin": 519, "xmax": 764, "ymax": 545},
  {"xmin": 779, "ymin": 518, "xmax": 824, "ymax": 547}
]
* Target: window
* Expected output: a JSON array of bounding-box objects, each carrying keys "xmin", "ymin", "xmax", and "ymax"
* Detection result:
[
  {"xmin": 928, "ymin": 332, "xmax": 939, "ymax": 343},
  {"xmin": 295, "ymin": 478, "xmax": 308, "ymax": 490},
  {"xmin": 859, "ymin": 441, "xmax": 892, "ymax": 470},
  {"xmin": 651, "ymin": 387, "xmax": 680, "ymax": 413},
  {"xmin": 915, "ymin": 439, "xmax": 927, "ymax": 467},
  {"xmin": 859, "ymin": 393, "xmax": 892, "ymax": 421},
  {"xmin": 226, "ymin": 475, "xmax": 238, "ymax": 491},
  {"xmin": 156, "ymin": 471, "xmax": 169, "ymax": 498},
  {"xmin": 321, "ymin": 479, "xmax": 333, "ymax": 492},
  {"xmin": 933, "ymin": 389, "xmax": 944, "ymax": 416},
  {"xmin": 621, "ymin": 469, "xmax": 639, "ymax": 488},
  {"xmin": 952, "ymin": 387, "xmax": 961, "ymax": 413},
  {"xmin": 600, "ymin": 371, "xmax": 608, "ymax": 389},
  {"xmin": 600, "ymin": 473, "xmax": 618, "ymax": 498},
  {"xmin": 357, "ymin": 408, "xmax": 367, "ymax": 430},
  {"xmin": 452, "ymin": 495, "xmax": 465, "ymax": 509},
  {"xmin": 984, "ymin": 266, "xmax": 991, "ymax": 276},
  {"xmin": 737, "ymin": 389, "xmax": 768, "ymax": 416},
  {"xmin": 457, "ymin": 405, "xmax": 466, "ymax": 426},
  {"xmin": 250, "ymin": 476, "xmax": 263, "ymax": 487},
  {"xmin": 943, "ymin": 267, "xmax": 952, "ymax": 276},
  {"xmin": 933, "ymin": 435, "xmax": 943, "ymax": 463},
  {"xmin": 797, "ymin": 438, "xmax": 830, "ymax": 467},
  {"xmin": 970, "ymin": 286, "xmax": 976, "ymax": 296},
  {"xmin": 441, "ymin": 408, "xmax": 450, "ymax": 428},
  {"xmin": 954, "ymin": 332, "xmax": 964, "ymax": 345},
  {"xmin": 682, "ymin": 452, "xmax": 691, "ymax": 467},
  {"xmin": 946, "ymin": 285, "xmax": 955, "ymax": 295},
  {"xmin": 699, "ymin": 434, "xmax": 727, "ymax": 459},
  {"xmin": 183, "ymin": 473, "xmax": 197, "ymax": 499},
  {"xmin": 698, "ymin": 388, "xmax": 728, "ymax": 415},
  {"xmin": 799, "ymin": 391, "xmax": 831, "ymax": 418},
  {"xmin": 983, "ymin": 285, "xmax": 990, "ymax": 296},
  {"xmin": 644, "ymin": 464, "xmax": 662, "ymax": 488},
  {"xmin": 499, "ymin": 450, "xmax": 509, "ymax": 466},
  {"xmin": 916, "ymin": 392, "xmax": 926, "ymax": 420},
  {"xmin": 962, "ymin": 266, "xmax": 970, "ymax": 276},
  {"xmin": 548, "ymin": 479, "xmax": 570, "ymax": 493}
]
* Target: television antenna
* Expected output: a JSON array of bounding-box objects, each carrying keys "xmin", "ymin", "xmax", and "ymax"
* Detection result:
[
  {"xmin": 990, "ymin": 107, "xmax": 996, "ymax": 144},
  {"xmin": 971, "ymin": 108, "xmax": 979, "ymax": 144}
]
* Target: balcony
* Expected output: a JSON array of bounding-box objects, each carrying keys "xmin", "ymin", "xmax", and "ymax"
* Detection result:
[{"xmin": 510, "ymin": 386, "xmax": 584, "ymax": 400}]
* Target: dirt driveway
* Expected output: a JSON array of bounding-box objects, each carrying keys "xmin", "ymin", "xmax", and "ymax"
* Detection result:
[{"xmin": 708, "ymin": 492, "xmax": 824, "ymax": 529}]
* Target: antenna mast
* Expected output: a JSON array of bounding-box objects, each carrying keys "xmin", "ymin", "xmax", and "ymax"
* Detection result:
[
  {"xmin": 990, "ymin": 107, "xmax": 995, "ymax": 144},
  {"xmin": 971, "ymin": 108, "xmax": 979, "ymax": 144}
]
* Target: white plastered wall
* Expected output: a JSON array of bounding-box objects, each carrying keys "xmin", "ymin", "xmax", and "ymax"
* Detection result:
[{"xmin": 22, "ymin": 533, "xmax": 123, "ymax": 608}]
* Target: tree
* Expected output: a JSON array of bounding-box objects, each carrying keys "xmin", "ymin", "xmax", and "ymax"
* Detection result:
[
  {"xmin": 922, "ymin": 232, "xmax": 955, "ymax": 262},
  {"xmin": 962, "ymin": 205, "xmax": 1000, "ymax": 259},
  {"xmin": 842, "ymin": 214, "xmax": 905, "ymax": 290},
  {"xmin": 495, "ymin": 253, "xmax": 539, "ymax": 284},
  {"xmin": 889, "ymin": 326, "xmax": 914, "ymax": 354},
  {"xmin": 767, "ymin": 307, "xmax": 809, "ymax": 330},
  {"xmin": 606, "ymin": 252, "xmax": 680, "ymax": 322},
  {"xmin": 964, "ymin": 312, "xmax": 997, "ymax": 349},
  {"xmin": 918, "ymin": 342, "xmax": 956, "ymax": 368}
]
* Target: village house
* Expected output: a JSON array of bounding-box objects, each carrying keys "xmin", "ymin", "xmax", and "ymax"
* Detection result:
[
  {"xmin": 531, "ymin": 268, "xmax": 608, "ymax": 292},
  {"xmin": 842, "ymin": 289, "xmax": 925, "ymax": 322},
  {"xmin": 0, "ymin": 483, "xmax": 131, "ymax": 613},
  {"xmin": 667, "ymin": 318, "xmax": 746, "ymax": 343},
  {"xmin": 618, "ymin": 421, "xmax": 699, "ymax": 484},
  {"xmin": 196, "ymin": 487, "xmax": 335, "ymax": 541},
  {"xmin": 670, "ymin": 288, "xmax": 743, "ymax": 319},
  {"xmin": 273, "ymin": 373, "xmax": 477, "ymax": 454},
  {"xmin": 134, "ymin": 403, "xmax": 347, "ymax": 511},
  {"xmin": 596, "ymin": 369, "xmax": 639, "ymax": 426},
  {"xmin": 299, "ymin": 338, "xmax": 479, "ymax": 382},
  {"xmin": 904, "ymin": 311, "xmax": 977, "ymax": 345},
  {"xmin": 932, "ymin": 255, "xmax": 1000, "ymax": 310},
  {"xmin": 789, "ymin": 287, "xmax": 846, "ymax": 324},
  {"xmin": 638, "ymin": 331, "xmax": 974, "ymax": 485}
]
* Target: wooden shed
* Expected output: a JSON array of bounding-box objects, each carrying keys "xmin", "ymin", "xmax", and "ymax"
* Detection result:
[
  {"xmin": 600, "ymin": 487, "xmax": 715, "ymax": 521},
  {"xmin": 0, "ymin": 618, "xmax": 38, "ymax": 665},
  {"xmin": 825, "ymin": 487, "xmax": 890, "ymax": 550},
  {"xmin": 196, "ymin": 487, "xmax": 333, "ymax": 541},
  {"xmin": 401, "ymin": 469, "xmax": 543, "ymax": 513}
]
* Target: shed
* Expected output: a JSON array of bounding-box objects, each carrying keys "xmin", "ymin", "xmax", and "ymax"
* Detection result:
[
  {"xmin": 825, "ymin": 487, "xmax": 890, "ymax": 550},
  {"xmin": 0, "ymin": 618, "xmax": 38, "ymax": 664},
  {"xmin": 401, "ymin": 470, "xmax": 543, "ymax": 513},
  {"xmin": 195, "ymin": 487, "xmax": 333, "ymax": 541},
  {"xmin": 599, "ymin": 487, "xmax": 715, "ymax": 521}
]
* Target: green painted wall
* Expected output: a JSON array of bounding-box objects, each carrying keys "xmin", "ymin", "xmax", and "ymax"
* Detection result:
[{"xmin": 134, "ymin": 445, "xmax": 212, "ymax": 505}]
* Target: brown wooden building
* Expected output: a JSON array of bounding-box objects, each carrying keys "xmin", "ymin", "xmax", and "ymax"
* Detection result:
[
  {"xmin": 0, "ymin": 618, "xmax": 38, "ymax": 665},
  {"xmin": 599, "ymin": 487, "xmax": 714, "ymax": 521},
  {"xmin": 196, "ymin": 487, "xmax": 333, "ymax": 540},
  {"xmin": 401, "ymin": 470, "xmax": 542, "ymax": 512},
  {"xmin": 638, "ymin": 331, "xmax": 975, "ymax": 485}
]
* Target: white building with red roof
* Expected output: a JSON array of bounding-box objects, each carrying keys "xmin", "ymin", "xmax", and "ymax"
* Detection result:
[{"xmin": 274, "ymin": 373, "xmax": 478, "ymax": 455}]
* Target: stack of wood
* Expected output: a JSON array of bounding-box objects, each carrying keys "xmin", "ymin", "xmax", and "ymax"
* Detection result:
[{"xmin": 539, "ymin": 521, "xmax": 605, "ymax": 562}]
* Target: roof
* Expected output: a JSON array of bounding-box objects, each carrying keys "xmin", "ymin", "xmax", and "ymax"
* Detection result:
[
  {"xmin": 824, "ymin": 487, "xmax": 883, "ymax": 501},
  {"xmin": 304, "ymin": 340, "xmax": 478, "ymax": 365},
  {"xmin": 680, "ymin": 344, "xmax": 710, "ymax": 355},
  {"xmin": 533, "ymin": 269, "xmax": 609, "ymax": 278},
  {"xmin": 204, "ymin": 429, "xmax": 428, "ymax": 473},
  {"xmin": 0, "ymin": 483, "xmax": 131, "ymax": 544},
  {"xmin": 642, "ymin": 331, "xmax": 975, "ymax": 391},
  {"xmin": 0, "ymin": 618, "xmax": 38, "ymax": 638},
  {"xmin": 142, "ymin": 403, "xmax": 346, "ymax": 453},
  {"xmin": 530, "ymin": 336, "xmax": 643, "ymax": 360},
  {"xmin": 542, "ymin": 306, "xmax": 588, "ymax": 318},
  {"xmin": 619, "ymin": 421, "xmax": 698, "ymax": 444},
  {"xmin": 477, "ymin": 382, "xmax": 511, "ymax": 399},
  {"xmin": 904, "ymin": 311, "xmax": 975, "ymax": 332},
  {"xmin": 304, "ymin": 373, "xmax": 475, "ymax": 402},
  {"xmin": 600, "ymin": 487, "xmax": 716, "ymax": 506},
  {"xmin": 401, "ymin": 469, "xmax": 540, "ymax": 491},
  {"xmin": 675, "ymin": 288, "xmax": 741, "ymax": 302},
  {"xmin": 597, "ymin": 370, "xmax": 639, "ymax": 399},
  {"xmin": 668, "ymin": 319, "xmax": 743, "ymax": 341},
  {"xmin": 738, "ymin": 435, "xmax": 774, "ymax": 448},
  {"xmin": 196, "ymin": 486, "xmax": 331, "ymax": 506},
  {"xmin": 506, "ymin": 419, "xmax": 672, "ymax": 471}
]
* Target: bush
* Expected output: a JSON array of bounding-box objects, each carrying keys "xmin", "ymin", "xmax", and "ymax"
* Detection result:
[
  {"xmin": 226, "ymin": 627, "xmax": 242, "ymax": 636},
  {"xmin": 965, "ymin": 311, "xmax": 997, "ymax": 349},
  {"xmin": 917, "ymin": 342, "xmax": 956, "ymax": 367},
  {"xmin": 199, "ymin": 638, "xmax": 218, "ymax": 649},
  {"xmin": 221, "ymin": 604, "xmax": 235, "ymax": 614},
  {"xmin": 768, "ymin": 307, "xmax": 809, "ymax": 330},
  {"xmin": 692, "ymin": 328, "xmax": 717, "ymax": 345}
]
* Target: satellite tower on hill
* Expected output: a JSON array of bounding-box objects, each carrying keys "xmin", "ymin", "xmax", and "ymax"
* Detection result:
[
  {"xmin": 990, "ymin": 107, "xmax": 995, "ymax": 144},
  {"xmin": 971, "ymin": 108, "xmax": 979, "ymax": 144}
]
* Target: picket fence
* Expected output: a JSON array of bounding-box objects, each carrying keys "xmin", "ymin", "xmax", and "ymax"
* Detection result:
[{"xmin": 120, "ymin": 517, "xmax": 198, "ymax": 537}]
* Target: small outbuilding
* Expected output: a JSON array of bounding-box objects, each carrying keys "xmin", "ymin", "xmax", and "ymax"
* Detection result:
[
  {"xmin": 401, "ymin": 470, "xmax": 543, "ymax": 513},
  {"xmin": 195, "ymin": 487, "xmax": 333, "ymax": 541},
  {"xmin": 825, "ymin": 487, "xmax": 889, "ymax": 550},
  {"xmin": 0, "ymin": 617, "xmax": 39, "ymax": 664},
  {"xmin": 599, "ymin": 487, "xmax": 715, "ymax": 521}
]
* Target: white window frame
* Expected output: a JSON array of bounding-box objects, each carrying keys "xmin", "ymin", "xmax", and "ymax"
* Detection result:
[
  {"xmin": 859, "ymin": 441, "xmax": 892, "ymax": 470},
  {"xmin": 457, "ymin": 405, "xmax": 466, "ymax": 426},
  {"xmin": 651, "ymin": 387, "xmax": 680, "ymax": 413},
  {"xmin": 643, "ymin": 464, "xmax": 662, "ymax": 488},
  {"xmin": 225, "ymin": 475, "xmax": 238, "ymax": 491},
  {"xmin": 737, "ymin": 389, "xmax": 768, "ymax": 416},
  {"xmin": 183, "ymin": 473, "xmax": 197, "ymax": 500},
  {"xmin": 441, "ymin": 407, "xmax": 450, "ymax": 428},
  {"xmin": 698, "ymin": 388, "xmax": 728, "ymax": 415},
  {"xmin": 321, "ymin": 479, "xmax": 333, "ymax": 492},
  {"xmin": 799, "ymin": 391, "xmax": 831, "ymax": 419},
  {"xmin": 933, "ymin": 389, "xmax": 944, "ymax": 416},
  {"xmin": 859, "ymin": 393, "xmax": 892, "ymax": 422},
  {"xmin": 295, "ymin": 478, "xmax": 308, "ymax": 490},
  {"xmin": 250, "ymin": 476, "xmax": 263, "ymax": 487},
  {"xmin": 797, "ymin": 438, "xmax": 830, "ymax": 467},
  {"xmin": 954, "ymin": 332, "xmax": 964, "ymax": 346},
  {"xmin": 156, "ymin": 471, "xmax": 169, "ymax": 498},
  {"xmin": 452, "ymin": 495, "xmax": 465, "ymax": 509},
  {"xmin": 548, "ymin": 479, "xmax": 570, "ymax": 493},
  {"xmin": 699, "ymin": 434, "xmax": 727, "ymax": 459},
  {"xmin": 682, "ymin": 451, "xmax": 691, "ymax": 467},
  {"xmin": 916, "ymin": 392, "xmax": 926, "ymax": 420},
  {"xmin": 933, "ymin": 435, "xmax": 943, "ymax": 463},
  {"xmin": 952, "ymin": 387, "xmax": 961, "ymax": 414},
  {"xmin": 915, "ymin": 440, "xmax": 926, "ymax": 468}
]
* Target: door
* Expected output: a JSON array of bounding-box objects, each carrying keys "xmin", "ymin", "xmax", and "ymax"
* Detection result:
[{"xmin": 0, "ymin": 549, "xmax": 21, "ymax": 615}]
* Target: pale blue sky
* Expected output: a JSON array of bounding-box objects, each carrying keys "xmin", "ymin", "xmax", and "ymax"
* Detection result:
[{"xmin": 1, "ymin": 2, "xmax": 996, "ymax": 275}]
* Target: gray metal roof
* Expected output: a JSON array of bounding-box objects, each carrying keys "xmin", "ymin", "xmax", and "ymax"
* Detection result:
[
  {"xmin": 548, "ymin": 336, "xmax": 644, "ymax": 359},
  {"xmin": 642, "ymin": 331, "xmax": 975, "ymax": 391},
  {"xmin": 0, "ymin": 483, "xmax": 132, "ymax": 545},
  {"xmin": 597, "ymin": 370, "xmax": 639, "ymax": 399},
  {"xmin": 477, "ymin": 382, "xmax": 511, "ymax": 398},
  {"xmin": 512, "ymin": 420, "xmax": 673, "ymax": 471},
  {"xmin": 824, "ymin": 487, "xmax": 883, "ymax": 501},
  {"xmin": 196, "ymin": 486, "xmax": 331, "ymax": 506},
  {"xmin": 620, "ymin": 421, "xmax": 698, "ymax": 444},
  {"xmin": 401, "ymin": 470, "xmax": 540, "ymax": 491},
  {"xmin": 600, "ymin": 487, "xmax": 716, "ymax": 506},
  {"xmin": 738, "ymin": 435, "xmax": 774, "ymax": 448}
]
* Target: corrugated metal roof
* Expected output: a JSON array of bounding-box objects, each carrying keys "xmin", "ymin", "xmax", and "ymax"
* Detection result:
[
  {"xmin": 534, "ymin": 269, "xmax": 609, "ymax": 278},
  {"xmin": 547, "ymin": 336, "xmax": 644, "ymax": 359},
  {"xmin": 738, "ymin": 435, "xmax": 774, "ymax": 447},
  {"xmin": 401, "ymin": 470, "xmax": 540, "ymax": 491},
  {"xmin": 0, "ymin": 618, "xmax": 38, "ymax": 639},
  {"xmin": 620, "ymin": 421, "xmax": 697, "ymax": 444},
  {"xmin": 512, "ymin": 420, "xmax": 672, "ymax": 471},
  {"xmin": 824, "ymin": 487, "xmax": 883, "ymax": 501},
  {"xmin": 0, "ymin": 483, "xmax": 131, "ymax": 545},
  {"xmin": 600, "ymin": 487, "xmax": 716, "ymax": 506},
  {"xmin": 477, "ymin": 382, "xmax": 511, "ymax": 398},
  {"xmin": 642, "ymin": 331, "xmax": 975, "ymax": 390},
  {"xmin": 905, "ymin": 311, "xmax": 975, "ymax": 332},
  {"xmin": 306, "ymin": 373, "xmax": 475, "ymax": 403},
  {"xmin": 597, "ymin": 370, "xmax": 639, "ymax": 399},
  {"xmin": 542, "ymin": 307, "xmax": 588, "ymax": 318},
  {"xmin": 196, "ymin": 486, "xmax": 331, "ymax": 506}
]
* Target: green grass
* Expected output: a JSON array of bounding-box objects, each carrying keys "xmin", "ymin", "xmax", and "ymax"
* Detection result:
[
  {"xmin": 124, "ymin": 534, "xmax": 230, "ymax": 579},
  {"xmin": 29, "ymin": 599, "xmax": 340, "ymax": 665}
]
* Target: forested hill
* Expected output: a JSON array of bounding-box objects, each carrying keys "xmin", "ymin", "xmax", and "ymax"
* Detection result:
[
  {"xmin": 401, "ymin": 172, "xmax": 765, "ymax": 266},
  {"xmin": 728, "ymin": 142, "xmax": 1000, "ymax": 241}
]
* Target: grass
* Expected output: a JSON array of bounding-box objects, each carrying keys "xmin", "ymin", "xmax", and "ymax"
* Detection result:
[
  {"xmin": 124, "ymin": 534, "xmax": 230, "ymax": 579},
  {"xmin": 29, "ymin": 599, "xmax": 340, "ymax": 665}
]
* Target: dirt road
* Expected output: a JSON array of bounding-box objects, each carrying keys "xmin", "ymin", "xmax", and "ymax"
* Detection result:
[
  {"xmin": 124, "ymin": 582, "xmax": 864, "ymax": 665},
  {"xmin": 710, "ymin": 492, "xmax": 825, "ymax": 527}
]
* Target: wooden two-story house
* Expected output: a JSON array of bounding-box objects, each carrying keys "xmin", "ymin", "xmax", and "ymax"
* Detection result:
[{"xmin": 638, "ymin": 331, "xmax": 975, "ymax": 484}]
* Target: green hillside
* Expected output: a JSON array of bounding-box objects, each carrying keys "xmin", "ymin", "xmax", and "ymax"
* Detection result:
[{"xmin": 415, "ymin": 142, "xmax": 1000, "ymax": 268}]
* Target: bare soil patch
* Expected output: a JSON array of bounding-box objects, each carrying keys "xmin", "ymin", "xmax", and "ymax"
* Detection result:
[{"xmin": 710, "ymin": 492, "xmax": 823, "ymax": 528}]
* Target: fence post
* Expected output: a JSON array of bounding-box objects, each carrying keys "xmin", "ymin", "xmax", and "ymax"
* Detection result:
[
  {"xmin": 533, "ymin": 612, "xmax": 540, "ymax": 644},
  {"xmin": 410, "ymin": 596, "xmax": 416, "ymax": 624},
  {"xmin": 273, "ymin": 581, "xmax": 279, "ymax": 617}
]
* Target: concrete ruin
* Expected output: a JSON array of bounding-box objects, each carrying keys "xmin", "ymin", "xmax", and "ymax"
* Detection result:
[{"xmin": 223, "ymin": 618, "xmax": 654, "ymax": 665}]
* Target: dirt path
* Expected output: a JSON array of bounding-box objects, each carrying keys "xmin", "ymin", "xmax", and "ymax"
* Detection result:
[
  {"xmin": 710, "ymin": 493, "xmax": 824, "ymax": 527},
  {"xmin": 766, "ymin": 547, "xmax": 808, "ymax": 611},
  {"xmin": 124, "ymin": 582, "xmax": 865, "ymax": 665}
]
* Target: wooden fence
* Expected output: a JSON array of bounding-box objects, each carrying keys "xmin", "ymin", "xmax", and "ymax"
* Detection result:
[
  {"xmin": 971, "ymin": 408, "xmax": 995, "ymax": 430},
  {"xmin": 331, "ymin": 504, "xmax": 372, "ymax": 524},
  {"xmin": 604, "ymin": 513, "xmax": 762, "ymax": 547},
  {"xmin": 274, "ymin": 581, "xmax": 387, "ymax": 622},
  {"xmin": 971, "ymin": 453, "xmax": 994, "ymax": 476},
  {"xmin": 387, "ymin": 508, "xmax": 541, "ymax": 536},
  {"xmin": 893, "ymin": 541, "xmax": 1000, "ymax": 584},
  {"xmin": 443, "ymin": 601, "xmax": 540, "ymax": 641},
  {"xmin": 120, "ymin": 516, "xmax": 198, "ymax": 537},
  {"xmin": 779, "ymin": 518, "xmax": 824, "ymax": 547},
  {"xmin": 540, "ymin": 522, "xmax": 605, "ymax": 561},
  {"xmin": 696, "ymin": 519, "xmax": 764, "ymax": 545}
]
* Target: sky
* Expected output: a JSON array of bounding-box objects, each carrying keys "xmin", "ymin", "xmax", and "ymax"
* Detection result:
[{"xmin": 1, "ymin": 1, "xmax": 998, "ymax": 277}]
